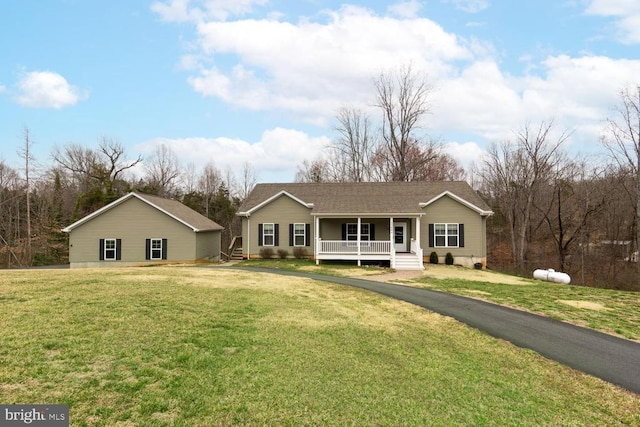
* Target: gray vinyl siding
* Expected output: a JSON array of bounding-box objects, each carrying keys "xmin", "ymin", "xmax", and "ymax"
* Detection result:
[
  {"xmin": 243, "ymin": 195, "xmax": 313, "ymax": 257},
  {"xmin": 69, "ymin": 197, "xmax": 199, "ymax": 264},
  {"xmin": 196, "ymin": 230, "xmax": 221, "ymax": 261},
  {"xmin": 420, "ymin": 195, "xmax": 486, "ymax": 258}
]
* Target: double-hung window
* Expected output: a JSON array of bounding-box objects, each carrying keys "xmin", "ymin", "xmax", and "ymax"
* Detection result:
[
  {"xmin": 293, "ymin": 223, "xmax": 306, "ymax": 246},
  {"xmin": 263, "ymin": 223, "xmax": 275, "ymax": 246},
  {"xmin": 150, "ymin": 238, "xmax": 163, "ymax": 260},
  {"xmin": 104, "ymin": 238, "xmax": 117, "ymax": 260},
  {"xmin": 346, "ymin": 223, "xmax": 371, "ymax": 242},
  {"xmin": 434, "ymin": 223, "xmax": 459, "ymax": 248}
]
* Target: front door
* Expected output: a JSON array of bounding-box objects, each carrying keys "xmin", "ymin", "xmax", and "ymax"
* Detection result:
[{"xmin": 393, "ymin": 222, "xmax": 407, "ymax": 252}]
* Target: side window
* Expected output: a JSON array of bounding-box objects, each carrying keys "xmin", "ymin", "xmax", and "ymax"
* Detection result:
[
  {"xmin": 151, "ymin": 238, "xmax": 163, "ymax": 260},
  {"xmin": 104, "ymin": 238, "xmax": 117, "ymax": 260},
  {"xmin": 146, "ymin": 238, "xmax": 168, "ymax": 260},
  {"xmin": 263, "ymin": 223, "xmax": 275, "ymax": 246},
  {"xmin": 100, "ymin": 238, "xmax": 121, "ymax": 261}
]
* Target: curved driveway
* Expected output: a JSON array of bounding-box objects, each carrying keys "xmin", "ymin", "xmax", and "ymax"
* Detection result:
[{"xmin": 234, "ymin": 267, "xmax": 640, "ymax": 395}]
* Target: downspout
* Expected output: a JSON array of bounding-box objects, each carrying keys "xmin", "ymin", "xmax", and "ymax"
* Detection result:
[{"xmin": 246, "ymin": 217, "xmax": 250, "ymax": 260}]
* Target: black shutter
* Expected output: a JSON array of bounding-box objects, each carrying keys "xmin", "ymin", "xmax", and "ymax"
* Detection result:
[
  {"xmin": 116, "ymin": 239, "xmax": 122, "ymax": 260},
  {"xmin": 145, "ymin": 239, "xmax": 151, "ymax": 260},
  {"xmin": 162, "ymin": 239, "xmax": 168, "ymax": 260},
  {"xmin": 258, "ymin": 224, "xmax": 263, "ymax": 246},
  {"xmin": 99, "ymin": 239, "xmax": 105, "ymax": 260},
  {"xmin": 289, "ymin": 224, "xmax": 294, "ymax": 247},
  {"xmin": 459, "ymin": 224, "xmax": 464, "ymax": 248},
  {"xmin": 341, "ymin": 224, "xmax": 347, "ymax": 240},
  {"xmin": 370, "ymin": 224, "xmax": 375, "ymax": 240},
  {"xmin": 428, "ymin": 224, "xmax": 434, "ymax": 248},
  {"xmin": 274, "ymin": 224, "xmax": 280, "ymax": 246},
  {"xmin": 305, "ymin": 224, "xmax": 311, "ymax": 247}
]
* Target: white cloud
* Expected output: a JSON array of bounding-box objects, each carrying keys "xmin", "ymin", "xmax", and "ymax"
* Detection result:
[
  {"xmin": 0, "ymin": 84, "xmax": 6, "ymax": 93},
  {"xmin": 584, "ymin": 0, "xmax": 640, "ymax": 43},
  {"xmin": 445, "ymin": 141, "xmax": 487, "ymax": 173},
  {"xmin": 388, "ymin": 0, "xmax": 423, "ymax": 18},
  {"xmin": 188, "ymin": 5, "xmax": 472, "ymax": 123},
  {"xmin": 442, "ymin": 0, "xmax": 489, "ymax": 14},
  {"xmin": 15, "ymin": 71, "xmax": 87, "ymax": 109},
  {"xmin": 152, "ymin": 0, "xmax": 267, "ymax": 22},
  {"xmin": 137, "ymin": 128, "xmax": 331, "ymax": 182}
]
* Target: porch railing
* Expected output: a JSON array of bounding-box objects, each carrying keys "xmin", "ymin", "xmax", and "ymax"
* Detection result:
[{"xmin": 318, "ymin": 240, "xmax": 391, "ymax": 254}]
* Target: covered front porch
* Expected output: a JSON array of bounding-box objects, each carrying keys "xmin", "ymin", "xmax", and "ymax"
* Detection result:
[{"xmin": 313, "ymin": 215, "xmax": 424, "ymax": 270}]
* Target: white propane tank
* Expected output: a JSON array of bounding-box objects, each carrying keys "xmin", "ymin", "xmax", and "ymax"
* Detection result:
[{"xmin": 533, "ymin": 269, "xmax": 571, "ymax": 284}]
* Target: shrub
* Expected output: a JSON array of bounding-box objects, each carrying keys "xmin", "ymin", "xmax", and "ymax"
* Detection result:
[
  {"xmin": 259, "ymin": 247, "xmax": 275, "ymax": 259},
  {"xmin": 445, "ymin": 252, "xmax": 454, "ymax": 265},
  {"xmin": 293, "ymin": 247, "xmax": 307, "ymax": 259},
  {"xmin": 277, "ymin": 249, "xmax": 289, "ymax": 259},
  {"xmin": 429, "ymin": 251, "xmax": 439, "ymax": 264}
]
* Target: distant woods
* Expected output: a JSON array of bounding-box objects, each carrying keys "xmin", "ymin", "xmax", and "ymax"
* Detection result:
[
  {"xmin": 0, "ymin": 137, "xmax": 256, "ymax": 268},
  {"xmin": 1, "ymin": 69, "xmax": 640, "ymax": 290}
]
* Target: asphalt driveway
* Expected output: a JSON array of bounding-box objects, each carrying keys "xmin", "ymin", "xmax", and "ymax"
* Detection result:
[{"xmin": 234, "ymin": 266, "xmax": 640, "ymax": 395}]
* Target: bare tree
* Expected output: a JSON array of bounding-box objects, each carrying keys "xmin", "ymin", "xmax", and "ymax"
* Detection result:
[
  {"xmin": 601, "ymin": 85, "xmax": 640, "ymax": 284},
  {"xmin": 18, "ymin": 127, "xmax": 35, "ymax": 263},
  {"xmin": 52, "ymin": 137, "xmax": 141, "ymax": 215},
  {"xmin": 143, "ymin": 143, "xmax": 182, "ymax": 197},
  {"xmin": 481, "ymin": 120, "xmax": 570, "ymax": 272},
  {"xmin": 295, "ymin": 159, "xmax": 330, "ymax": 183},
  {"xmin": 237, "ymin": 161, "xmax": 258, "ymax": 201},
  {"xmin": 333, "ymin": 107, "xmax": 376, "ymax": 182},
  {"xmin": 374, "ymin": 64, "xmax": 433, "ymax": 181},
  {"xmin": 198, "ymin": 162, "xmax": 222, "ymax": 218}
]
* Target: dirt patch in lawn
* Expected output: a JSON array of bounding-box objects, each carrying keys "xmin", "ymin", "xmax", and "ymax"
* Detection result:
[
  {"xmin": 557, "ymin": 300, "xmax": 611, "ymax": 311},
  {"xmin": 360, "ymin": 264, "xmax": 532, "ymax": 286}
]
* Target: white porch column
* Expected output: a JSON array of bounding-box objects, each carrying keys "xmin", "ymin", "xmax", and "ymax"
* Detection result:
[
  {"xmin": 390, "ymin": 217, "xmax": 395, "ymax": 269},
  {"xmin": 357, "ymin": 217, "xmax": 361, "ymax": 266},
  {"xmin": 315, "ymin": 215, "xmax": 320, "ymax": 265},
  {"xmin": 416, "ymin": 216, "xmax": 423, "ymax": 261}
]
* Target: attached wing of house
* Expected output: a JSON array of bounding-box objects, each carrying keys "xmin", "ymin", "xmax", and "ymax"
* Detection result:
[{"xmin": 237, "ymin": 182, "xmax": 493, "ymax": 270}]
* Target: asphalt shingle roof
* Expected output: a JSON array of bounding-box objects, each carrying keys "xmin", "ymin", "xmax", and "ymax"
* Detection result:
[
  {"xmin": 135, "ymin": 193, "xmax": 224, "ymax": 231},
  {"xmin": 239, "ymin": 181, "xmax": 492, "ymax": 216}
]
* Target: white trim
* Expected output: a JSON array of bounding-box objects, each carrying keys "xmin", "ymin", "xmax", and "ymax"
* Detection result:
[
  {"xmin": 419, "ymin": 191, "xmax": 493, "ymax": 216},
  {"xmin": 311, "ymin": 212, "xmax": 425, "ymax": 217},
  {"xmin": 150, "ymin": 238, "xmax": 163, "ymax": 260},
  {"xmin": 238, "ymin": 190, "xmax": 313, "ymax": 216},
  {"xmin": 62, "ymin": 192, "xmax": 209, "ymax": 233}
]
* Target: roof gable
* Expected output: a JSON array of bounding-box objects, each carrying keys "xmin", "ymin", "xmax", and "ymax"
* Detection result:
[
  {"xmin": 238, "ymin": 190, "xmax": 313, "ymax": 216},
  {"xmin": 420, "ymin": 191, "xmax": 494, "ymax": 216},
  {"xmin": 62, "ymin": 192, "xmax": 224, "ymax": 233}
]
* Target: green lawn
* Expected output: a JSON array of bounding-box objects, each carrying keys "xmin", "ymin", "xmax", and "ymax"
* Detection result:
[
  {"xmin": 238, "ymin": 259, "xmax": 640, "ymax": 341},
  {"xmin": 1, "ymin": 266, "xmax": 638, "ymax": 426}
]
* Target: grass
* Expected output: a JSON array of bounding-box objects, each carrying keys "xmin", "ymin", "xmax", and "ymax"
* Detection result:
[
  {"xmin": 236, "ymin": 258, "xmax": 390, "ymax": 277},
  {"xmin": 410, "ymin": 265, "xmax": 640, "ymax": 342},
  {"xmin": 238, "ymin": 259, "xmax": 640, "ymax": 341},
  {"xmin": 0, "ymin": 266, "xmax": 638, "ymax": 426}
]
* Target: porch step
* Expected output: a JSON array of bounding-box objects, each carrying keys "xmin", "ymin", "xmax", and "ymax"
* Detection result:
[
  {"xmin": 394, "ymin": 254, "xmax": 424, "ymax": 271},
  {"xmin": 230, "ymin": 247, "xmax": 244, "ymax": 261}
]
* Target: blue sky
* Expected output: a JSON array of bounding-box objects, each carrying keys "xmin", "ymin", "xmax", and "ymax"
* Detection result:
[{"xmin": 1, "ymin": 0, "xmax": 639, "ymax": 183}]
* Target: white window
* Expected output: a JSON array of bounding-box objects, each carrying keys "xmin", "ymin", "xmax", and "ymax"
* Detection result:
[
  {"xmin": 263, "ymin": 223, "xmax": 275, "ymax": 246},
  {"xmin": 434, "ymin": 223, "xmax": 459, "ymax": 248},
  {"xmin": 150, "ymin": 238, "xmax": 163, "ymax": 260},
  {"xmin": 104, "ymin": 238, "xmax": 117, "ymax": 260},
  {"xmin": 294, "ymin": 223, "xmax": 306, "ymax": 246},
  {"xmin": 347, "ymin": 223, "xmax": 371, "ymax": 241}
]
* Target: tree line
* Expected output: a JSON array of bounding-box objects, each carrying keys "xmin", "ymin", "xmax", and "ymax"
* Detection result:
[
  {"xmin": 0, "ymin": 135, "xmax": 256, "ymax": 267},
  {"xmin": 1, "ymin": 66, "xmax": 639, "ymax": 291}
]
